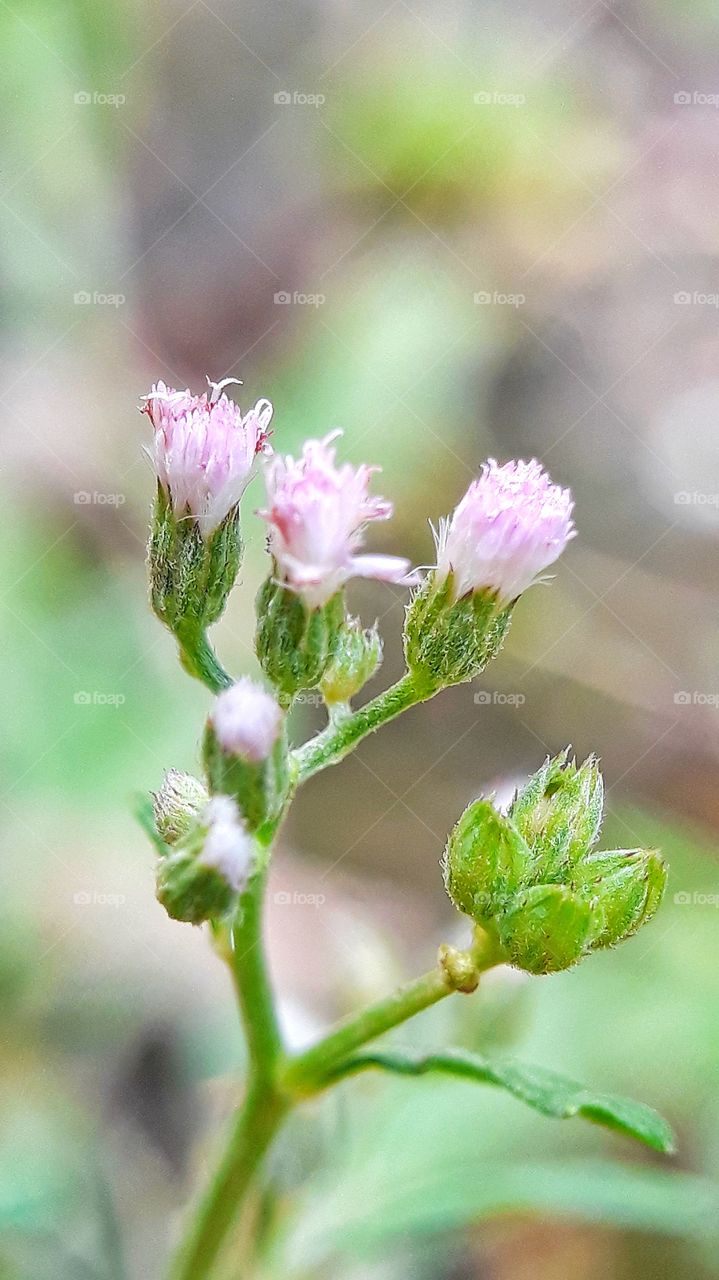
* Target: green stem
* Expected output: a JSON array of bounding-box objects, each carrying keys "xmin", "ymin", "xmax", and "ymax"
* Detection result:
[
  {"xmin": 293, "ymin": 671, "xmax": 436, "ymax": 782},
  {"xmin": 229, "ymin": 865, "xmax": 283, "ymax": 1076},
  {"xmin": 178, "ymin": 626, "xmax": 233, "ymax": 694},
  {"xmin": 167, "ymin": 1079, "xmax": 288, "ymax": 1280},
  {"xmin": 282, "ymin": 935, "xmax": 502, "ymax": 1096}
]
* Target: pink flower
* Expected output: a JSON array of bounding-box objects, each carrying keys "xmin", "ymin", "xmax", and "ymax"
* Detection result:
[
  {"xmin": 143, "ymin": 377, "xmax": 273, "ymax": 537},
  {"xmin": 260, "ymin": 432, "xmax": 414, "ymax": 607},
  {"xmin": 436, "ymin": 459, "xmax": 575, "ymax": 603},
  {"xmin": 199, "ymin": 795, "xmax": 254, "ymax": 890},
  {"xmin": 211, "ymin": 678, "xmax": 282, "ymax": 762}
]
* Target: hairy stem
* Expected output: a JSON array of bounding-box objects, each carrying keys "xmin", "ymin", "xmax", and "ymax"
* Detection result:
[
  {"xmin": 293, "ymin": 671, "xmax": 437, "ymax": 782},
  {"xmin": 178, "ymin": 626, "xmax": 233, "ymax": 693}
]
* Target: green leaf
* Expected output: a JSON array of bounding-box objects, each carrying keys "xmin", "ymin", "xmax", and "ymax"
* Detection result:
[{"xmin": 325, "ymin": 1047, "xmax": 675, "ymax": 1152}]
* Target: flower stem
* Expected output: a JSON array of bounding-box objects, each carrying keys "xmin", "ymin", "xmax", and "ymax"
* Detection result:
[
  {"xmin": 178, "ymin": 626, "xmax": 233, "ymax": 693},
  {"xmin": 293, "ymin": 671, "xmax": 436, "ymax": 782},
  {"xmin": 281, "ymin": 935, "xmax": 502, "ymax": 1096}
]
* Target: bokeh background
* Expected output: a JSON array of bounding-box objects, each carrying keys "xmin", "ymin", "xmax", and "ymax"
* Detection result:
[{"xmin": 2, "ymin": 0, "xmax": 719, "ymax": 1276}]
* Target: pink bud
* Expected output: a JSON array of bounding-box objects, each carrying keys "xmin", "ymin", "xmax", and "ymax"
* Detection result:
[
  {"xmin": 199, "ymin": 795, "xmax": 254, "ymax": 890},
  {"xmin": 260, "ymin": 432, "xmax": 414, "ymax": 607},
  {"xmin": 436, "ymin": 459, "xmax": 575, "ymax": 603},
  {"xmin": 211, "ymin": 677, "xmax": 282, "ymax": 761},
  {"xmin": 142, "ymin": 379, "xmax": 273, "ymax": 537}
]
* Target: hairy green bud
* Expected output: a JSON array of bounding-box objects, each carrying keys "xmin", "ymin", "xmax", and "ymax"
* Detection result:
[
  {"xmin": 404, "ymin": 572, "xmax": 513, "ymax": 690},
  {"xmin": 255, "ymin": 576, "xmax": 345, "ymax": 703},
  {"xmin": 443, "ymin": 754, "xmax": 667, "ymax": 975},
  {"xmin": 156, "ymin": 795, "xmax": 254, "ymax": 926},
  {"xmin": 152, "ymin": 769, "xmax": 208, "ymax": 845},
  {"xmin": 320, "ymin": 616, "xmax": 382, "ymax": 705},
  {"xmin": 149, "ymin": 485, "xmax": 242, "ymax": 640}
]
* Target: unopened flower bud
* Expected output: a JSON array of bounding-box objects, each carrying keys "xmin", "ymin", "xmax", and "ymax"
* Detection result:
[
  {"xmin": 143, "ymin": 379, "xmax": 272, "ymax": 663},
  {"xmin": 405, "ymin": 460, "xmax": 574, "ymax": 689},
  {"xmin": 152, "ymin": 769, "xmax": 208, "ymax": 844},
  {"xmin": 443, "ymin": 754, "xmax": 666, "ymax": 975},
  {"xmin": 254, "ymin": 577, "xmax": 345, "ymax": 703},
  {"xmin": 509, "ymin": 752, "xmax": 604, "ymax": 879},
  {"xmin": 320, "ymin": 617, "xmax": 382, "ymax": 705},
  {"xmin": 204, "ymin": 678, "xmax": 288, "ymax": 830},
  {"xmin": 156, "ymin": 796, "xmax": 254, "ymax": 925}
]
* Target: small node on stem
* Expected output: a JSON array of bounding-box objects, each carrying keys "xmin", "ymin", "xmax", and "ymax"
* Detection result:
[{"xmin": 438, "ymin": 943, "xmax": 481, "ymax": 993}]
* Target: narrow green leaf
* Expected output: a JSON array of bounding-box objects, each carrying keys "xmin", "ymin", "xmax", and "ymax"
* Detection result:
[{"xmin": 325, "ymin": 1047, "xmax": 675, "ymax": 1153}]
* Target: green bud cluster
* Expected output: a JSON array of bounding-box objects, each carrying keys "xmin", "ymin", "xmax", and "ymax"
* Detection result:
[
  {"xmin": 444, "ymin": 752, "xmax": 666, "ymax": 974},
  {"xmin": 404, "ymin": 572, "xmax": 513, "ymax": 690},
  {"xmin": 155, "ymin": 798, "xmax": 251, "ymax": 926}
]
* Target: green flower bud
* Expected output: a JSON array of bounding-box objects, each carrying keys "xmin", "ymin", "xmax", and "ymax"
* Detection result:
[
  {"xmin": 255, "ymin": 576, "xmax": 345, "ymax": 703},
  {"xmin": 575, "ymin": 848, "xmax": 667, "ymax": 951},
  {"xmin": 152, "ymin": 769, "xmax": 209, "ymax": 845},
  {"xmin": 203, "ymin": 679, "xmax": 288, "ymax": 832},
  {"xmin": 150, "ymin": 485, "xmax": 242, "ymax": 642},
  {"xmin": 509, "ymin": 752, "xmax": 604, "ymax": 879},
  {"xmin": 443, "ymin": 754, "xmax": 667, "ymax": 975},
  {"xmin": 320, "ymin": 617, "xmax": 382, "ymax": 705},
  {"xmin": 443, "ymin": 798, "xmax": 533, "ymax": 923},
  {"xmin": 156, "ymin": 796, "xmax": 254, "ymax": 925},
  {"xmin": 497, "ymin": 884, "xmax": 591, "ymax": 975},
  {"xmin": 404, "ymin": 572, "xmax": 513, "ymax": 690}
]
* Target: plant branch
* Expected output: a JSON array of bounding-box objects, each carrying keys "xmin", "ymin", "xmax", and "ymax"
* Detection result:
[{"xmin": 293, "ymin": 671, "xmax": 436, "ymax": 782}]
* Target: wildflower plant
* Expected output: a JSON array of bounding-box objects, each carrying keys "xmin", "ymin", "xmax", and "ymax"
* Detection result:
[{"xmin": 138, "ymin": 380, "xmax": 672, "ymax": 1279}]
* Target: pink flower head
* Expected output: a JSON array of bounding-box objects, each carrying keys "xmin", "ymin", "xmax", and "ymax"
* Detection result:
[
  {"xmin": 260, "ymin": 432, "xmax": 414, "ymax": 607},
  {"xmin": 199, "ymin": 795, "xmax": 254, "ymax": 891},
  {"xmin": 143, "ymin": 378, "xmax": 273, "ymax": 537},
  {"xmin": 436, "ymin": 459, "xmax": 575, "ymax": 603},
  {"xmin": 211, "ymin": 677, "xmax": 282, "ymax": 762}
]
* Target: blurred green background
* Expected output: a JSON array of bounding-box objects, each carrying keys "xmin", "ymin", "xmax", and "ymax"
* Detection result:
[{"xmin": 2, "ymin": 0, "xmax": 719, "ymax": 1276}]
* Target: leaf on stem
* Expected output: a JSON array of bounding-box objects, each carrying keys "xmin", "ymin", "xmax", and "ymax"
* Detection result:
[{"xmin": 324, "ymin": 1047, "xmax": 675, "ymax": 1153}]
